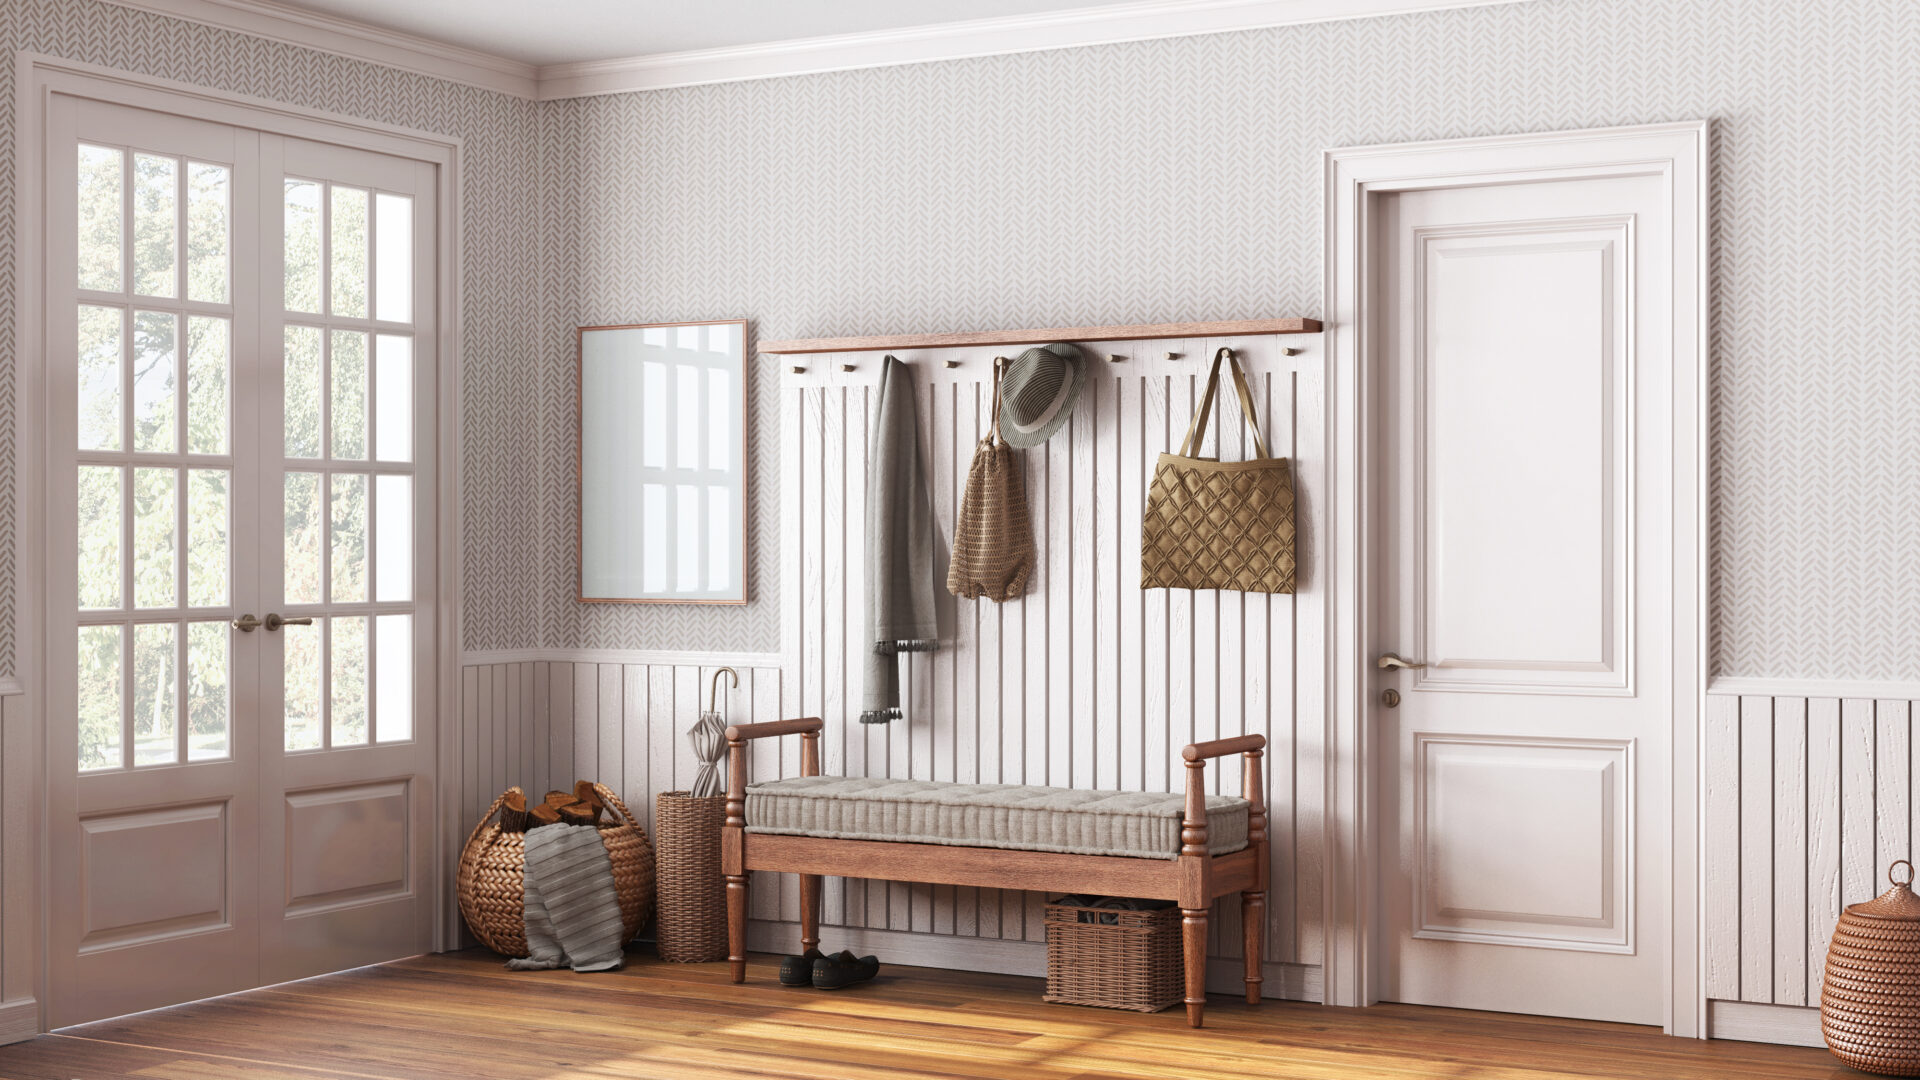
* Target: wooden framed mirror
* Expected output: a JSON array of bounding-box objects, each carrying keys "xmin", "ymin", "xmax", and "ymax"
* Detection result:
[{"xmin": 577, "ymin": 319, "xmax": 748, "ymax": 603}]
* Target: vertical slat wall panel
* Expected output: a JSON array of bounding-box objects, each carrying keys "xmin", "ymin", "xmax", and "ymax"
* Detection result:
[
  {"xmin": 1703, "ymin": 691, "xmax": 1920, "ymax": 1008},
  {"xmin": 1739, "ymin": 695, "xmax": 1773, "ymax": 1002},
  {"xmin": 776, "ymin": 340, "xmax": 1318, "ymax": 979},
  {"xmin": 453, "ymin": 661, "xmax": 782, "ymax": 928}
]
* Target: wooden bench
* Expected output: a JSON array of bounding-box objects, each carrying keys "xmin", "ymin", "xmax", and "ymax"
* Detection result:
[{"xmin": 722, "ymin": 717, "xmax": 1270, "ymax": 1027}]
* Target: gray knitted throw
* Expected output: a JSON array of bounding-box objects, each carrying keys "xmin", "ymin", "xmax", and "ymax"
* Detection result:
[{"xmin": 506, "ymin": 824, "xmax": 626, "ymax": 972}]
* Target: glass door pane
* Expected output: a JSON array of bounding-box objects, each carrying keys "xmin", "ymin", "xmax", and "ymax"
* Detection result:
[
  {"xmin": 73, "ymin": 144, "xmax": 234, "ymax": 772},
  {"xmin": 280, "ymin": 173, "xmax": 417, "ymax": 751}
]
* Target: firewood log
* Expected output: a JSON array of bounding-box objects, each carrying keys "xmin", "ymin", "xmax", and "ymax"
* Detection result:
[
  {"xmin": 529, "ymin": 803, "xmax": 563, "ymax": 829},
  {"xmin": 542, "ymin": 790, "xmax": 574, "ymax": 810},
  {"xmin": 499, "ymin": 789, "xmax": 531, "ymax": 832},
  {"xmin": 572, "ymin": 780, "xmax": 605, "ymax": 824},
  {"xmin": 556, "ymin": 802, "xmax": 598, "ymax": 827}
]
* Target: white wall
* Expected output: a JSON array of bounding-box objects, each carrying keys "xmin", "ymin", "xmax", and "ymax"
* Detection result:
[{"xmin": 780, "ymin": 333, "xmax": 1322, "ymax": 992}]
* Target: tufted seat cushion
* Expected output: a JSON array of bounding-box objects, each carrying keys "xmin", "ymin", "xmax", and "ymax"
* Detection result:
[{"xmin": 744, "ymin": 776, "xmax": 1248, "ymax": 861}]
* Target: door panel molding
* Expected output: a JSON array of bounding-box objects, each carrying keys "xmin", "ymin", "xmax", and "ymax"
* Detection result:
[
  {"xmin": 13, "ymin": 53, "xmax": 463, "ymax": 1034},
  {"xmin": 1322, "ymin": 121, "xmax": 1706, "ymax": 1034},
  {"xmin": 1410, "ymin": 215, "xmax": 1635, "ymax": 697},
  {"xmin": 1412, "ymin": 733, "xmax": 1633, "ymax": 952}
]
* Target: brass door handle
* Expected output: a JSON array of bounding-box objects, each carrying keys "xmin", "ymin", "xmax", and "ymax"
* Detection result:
[
  {"xmin": 264, "ymin": 613, "xmax": 315, "ymax": 632},
  {"xmin": 232, "ymin": 613, "xmax": 261, "ymax": 632},
  {"xmin": 1377, "ymin": 652, "xmax": 1427, "ymax": 670}
]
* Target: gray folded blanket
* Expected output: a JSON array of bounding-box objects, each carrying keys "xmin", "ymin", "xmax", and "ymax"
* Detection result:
[{"xmin": 506, "ymin": 825, "xmax": 626, "ymax": 972}]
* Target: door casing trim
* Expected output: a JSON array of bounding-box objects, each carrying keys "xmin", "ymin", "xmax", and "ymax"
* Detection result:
[
  {"xmin": 1320, "ymin": 121, "xmax": 1708, "ymax": 1035},
  {"xmin": 11, "ymin": 52, "xmax": 465, "ymax": 1036}
]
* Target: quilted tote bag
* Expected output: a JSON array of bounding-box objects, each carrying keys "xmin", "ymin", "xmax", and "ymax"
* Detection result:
[
  {"xmin": 948, "ymin": 360, "xmax": 1037, "ymax": 602},
  {"xmin": 1141, "ymin": 346, "xmax": 1295, "ymax": 593}
]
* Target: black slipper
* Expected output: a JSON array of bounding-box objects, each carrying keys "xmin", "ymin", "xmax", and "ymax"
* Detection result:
[
  {"xmin": 811, "ymin": 950, "xmax": 880, "ymax": 990},
  {"xmin": 780, "ymin": 948, "xmax": 825, "ymax": 986}
]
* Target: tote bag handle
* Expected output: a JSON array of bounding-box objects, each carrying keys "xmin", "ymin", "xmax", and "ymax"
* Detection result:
[{"xmin": 1177, "ymin": 346, "xmax": 1270, "ymax": 460}]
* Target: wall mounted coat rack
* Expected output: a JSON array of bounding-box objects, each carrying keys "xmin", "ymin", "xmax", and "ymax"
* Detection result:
[{"xmin": 760, "ymin": 317, "xmax": 1320, "ymax": 355}]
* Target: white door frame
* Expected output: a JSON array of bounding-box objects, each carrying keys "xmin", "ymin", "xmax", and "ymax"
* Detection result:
[
  {"xmin": 1319, "ymin": 121, "xmax": 1707, "ymax": 1035},
  {"xmin": 10, "ymin": 52, "xmax": 465, "ymax": 1035}
]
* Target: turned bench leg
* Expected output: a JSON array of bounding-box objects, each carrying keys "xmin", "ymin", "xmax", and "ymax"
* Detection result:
[
  {"xmin": 1182, "ymin": 908, "xmax": 1208, "ymax": 1028},
  {"xmin": 726, "ymin": 873, "xmax": 748, "ymax": 983},
  {"xmin": 1242, "ymin": 891, "xmax": 1265, "ymax": 1004},
  {"xmin": 800, "ymin": 874, "xmax": 821, "ymax": 954}
]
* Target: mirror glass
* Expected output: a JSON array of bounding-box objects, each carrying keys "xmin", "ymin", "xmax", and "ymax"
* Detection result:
[{"xmin": 578, "ymin": 319, "xmax": 747, "ymax": 603}]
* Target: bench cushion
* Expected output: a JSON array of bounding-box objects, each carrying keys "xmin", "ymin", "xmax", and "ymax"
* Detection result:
[{"xmin": 744, "ymin": 776, "xmax": 1249, "ymax": 860}]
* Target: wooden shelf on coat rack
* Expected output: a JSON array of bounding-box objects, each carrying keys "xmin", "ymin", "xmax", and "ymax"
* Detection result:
[{"xmin": 760, "ymin": 317, "xmax": 1322, "ymax": 355}]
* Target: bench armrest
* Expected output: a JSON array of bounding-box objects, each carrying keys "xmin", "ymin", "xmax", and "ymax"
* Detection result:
[
  {"xmin": 725, "ymin": 717, "xmax": 823, "ymax": 742},
  {"xmin": 1182, "ymin": 734, "xmax": 1265, "ymax": 761},
  {"xmin": 1179, "ymin": 735, "xmax": 1268, "ymax": 860},
  {"xmin": 725, "ymin": 717, "xmax": 824, "ymax": 813}
]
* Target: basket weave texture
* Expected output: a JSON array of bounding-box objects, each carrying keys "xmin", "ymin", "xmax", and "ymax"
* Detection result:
[
  {"xmin": 654, "ymin": 792, "xmax": 728, "ymax": 962},
  {"xmin": 1043, "ymin": 901, "xmax": 1182, "ymax": 1013},
  {"xmin": 457, "ymin": 784, "xmax": 656, "ymax": 958},
  {"xmin": 1823, "ymin": 861, "xmax": 1920, "ymax": 1075}
]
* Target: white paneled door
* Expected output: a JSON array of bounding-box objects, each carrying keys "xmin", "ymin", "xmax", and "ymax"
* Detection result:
[
  {"xmin": 1374, "ymin": 174, "xmax": 1673, "ymax": 1023},
  {"xmin": 44, "ymin": 97, "xmax": 438, "ymax": 1026}
]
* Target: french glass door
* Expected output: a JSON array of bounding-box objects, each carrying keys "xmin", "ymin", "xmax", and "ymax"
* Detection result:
[{"xmin": 44, "ymin": 95, "xmax": 438, "ymax": 1027}]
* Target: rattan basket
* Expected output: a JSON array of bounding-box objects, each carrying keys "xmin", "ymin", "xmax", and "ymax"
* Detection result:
[
  {"xmin": 1043, "ymin": 900, "xmax": 1182, "ymax": 1013},
  {"xmin": 654, "ymin": 791, "xmax": 728, "ymax": 962},
  {"xmin": 1823, "ymin": 860, "xmax": 1920, "ymax": 1075},
  {"xmin": 457, "ymin": 784, "xmax": 656, "ymax": 958}
]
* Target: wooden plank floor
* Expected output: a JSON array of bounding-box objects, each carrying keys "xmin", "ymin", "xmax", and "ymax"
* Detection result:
[{"xmin": 0, "ymin": 949, "xmax": 1850, "ymax": 1080}]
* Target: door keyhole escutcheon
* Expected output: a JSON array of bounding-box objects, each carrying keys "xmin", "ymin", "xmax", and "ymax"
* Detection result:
[{"xmin": 1382, "ymin": 688, "xmax": 1401, "ymax": 708}]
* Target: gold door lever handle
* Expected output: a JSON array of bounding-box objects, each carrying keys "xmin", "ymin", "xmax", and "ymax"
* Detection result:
[
  {"xmin": 232, "ymin": 614, "xmax": 262, "ymax": 632},
  {"xmin": 1377, "ymin": 652, "xmax": 1426, "ymax": 670},
  {"xmin": 264, "ymin": 613, "xmax": 315, "ymax": 632}
]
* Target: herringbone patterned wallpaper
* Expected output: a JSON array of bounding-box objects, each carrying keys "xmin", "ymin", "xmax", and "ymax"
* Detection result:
[
  {"xmin": 4, "ymin": 0, "xmax": 1917, "ymax": 679},
  {"xmin": 546, "ymin": 0, "xmax": 1920, "ymax": 679},
  {"xmin": 0, "ymin": 0, "xmax": 548, "ymax": 663}
]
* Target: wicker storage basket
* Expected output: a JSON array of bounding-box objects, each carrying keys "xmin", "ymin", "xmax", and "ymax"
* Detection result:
[
  {"xmin": 1823, "ymin": 860, "xmax": 1920, "ymax": 1075},
  {"xmin": 457, "ymin": 784, "xmax": 656, "ymax": 958},
  {"xmin": 654, "ymin": 791, "xmax": 728, "ymax": 962},
  {"xmin": 1043, "ymin": 899, "xmax": 1182, "ymax": 1013}
]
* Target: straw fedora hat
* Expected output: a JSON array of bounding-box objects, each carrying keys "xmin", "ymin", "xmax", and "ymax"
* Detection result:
[{"xmin": 997, "ymin": 343, "xmax": 1086, "ymax": 448}]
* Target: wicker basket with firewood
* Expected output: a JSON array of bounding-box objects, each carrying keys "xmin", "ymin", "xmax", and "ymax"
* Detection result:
[{"xmin": 457, "ymin": 781, "xmax": 656, "ymax": 957}]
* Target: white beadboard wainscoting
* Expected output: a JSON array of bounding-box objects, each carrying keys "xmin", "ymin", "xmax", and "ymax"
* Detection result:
[
  {"xmin": 455, "ymin": 654, "xmax": 782, "ymax": 863},
  {"xmin": 775, "ymin": 334, "xmax": 1326, "ymax": 999},
  {"xmin": 1704, "ymin": 686, "xmax": 1920, "ymax": 1047}
]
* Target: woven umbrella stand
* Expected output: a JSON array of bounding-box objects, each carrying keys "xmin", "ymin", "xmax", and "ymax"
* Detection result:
[
  {"xmin": 654, "ymin": 668, "xmax": 735, "ymax": 962},
  {"xmin": 1823, "ymin": 860, "xmax": 1920, "ymax": 1075}
]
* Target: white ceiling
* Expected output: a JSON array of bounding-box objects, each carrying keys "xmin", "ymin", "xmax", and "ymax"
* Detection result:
[{"xmin": 269, "ymin": 0, "xmax": 1160, "ymax": 67}]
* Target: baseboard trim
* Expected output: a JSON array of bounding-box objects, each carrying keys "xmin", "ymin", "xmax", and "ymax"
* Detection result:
[
  {"xmin": 461, "ymin": 648, "xmax": 781, "ymax": 670},
  {"xmin": 0, "ymin": 677, "xmax": 21, "ymax": 697},
  {"xmin": 0, "ymin": 999, "xmax": 40, "ymax": 1044},
  {"xmin": 1707, "ymin": 1000, "xmax": 1823, "ymax": 1048},
  {"xmin": 1708, "ymin": 676, "xmax": 1920, "ymax": 700},
  {"xmin": 745, "ymin": 919, "xmax": 1323, "ymax": 1002}
]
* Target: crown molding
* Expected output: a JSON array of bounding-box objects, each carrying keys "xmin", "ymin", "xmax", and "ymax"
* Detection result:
[
  {"xmin": 104, "ymin": 0, "xmax": 1540, "ymax": 102},
  {"xmin": 99, "ymin": 0, "xmax": 539, "ymax": 98},
  {"xmin": 534, "ymin": 0, "xmax": 1537, "ymax": 98}
]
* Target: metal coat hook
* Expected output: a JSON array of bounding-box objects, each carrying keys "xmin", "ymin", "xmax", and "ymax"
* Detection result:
[
  {"xmin": 944, "ymin": 359, "xmax": 961, "ymax": 368},
  {"xmin": 1108, "ymin": 354, "xmax": 1125, "ymax": 363},
  {"xmin": 790, "ymin": 364, "xmax": 806, "ymax": 374},
  {"xmin": 1165, "ymin": 351, "xmax": 1182, "ymax": 361},
  {"xmin": 841, "ymin": 363, "xmax": 856, "ymax": 372},
  {"xmin": 1280, "ymin": 346, "xmax": 1300, "ymax": 357}
]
